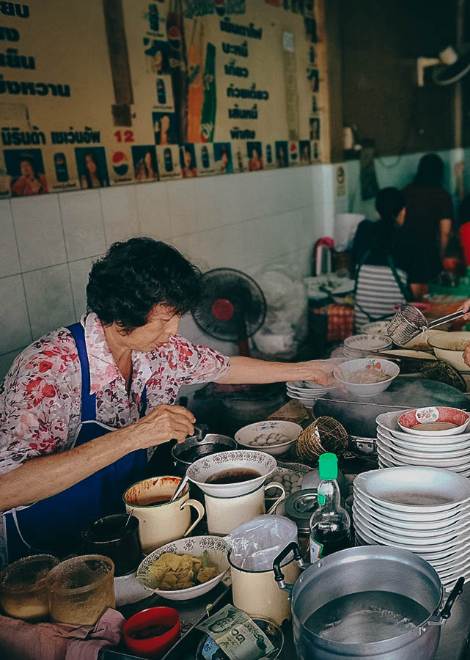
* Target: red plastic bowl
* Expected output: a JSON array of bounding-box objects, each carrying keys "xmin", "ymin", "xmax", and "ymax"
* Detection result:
[{"xmin": 123, "ymin": 606, "xmax": 181, "ymax": 658}]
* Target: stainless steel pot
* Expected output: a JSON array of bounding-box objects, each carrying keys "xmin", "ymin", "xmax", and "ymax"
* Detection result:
[
  {"xmin": 273, "ymin": 543, "xmax": 463, "ymax": 660},
  {"xmin": 171, "ymin": 433, "xmax": 236, "ymax": 476}
]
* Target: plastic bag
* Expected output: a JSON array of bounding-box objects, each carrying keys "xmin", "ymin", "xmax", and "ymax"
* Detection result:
[{"xmin": 226, "ymin": 515, "xmax": 297, "ymax": 572}]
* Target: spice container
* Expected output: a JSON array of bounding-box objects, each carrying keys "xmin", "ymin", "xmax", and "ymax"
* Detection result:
[
  {"xmin": 0, "ymin": 554, "xmax": 59, "ymax": 621},
  {"xmin": 283, "ymin": 489, "xmax": 318, "ymax": 559},
  {"xmin": 47, "ymin": 554, "xmax": 115, "ymax": 625}
]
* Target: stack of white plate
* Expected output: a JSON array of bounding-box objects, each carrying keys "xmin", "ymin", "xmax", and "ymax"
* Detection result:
[
  {"xmin": 376, "ymin": 410, "xmax": 470, "ymax": 476},
  {"xmin": 353, "ymin": 467, "xmax": 470, "ymax": 589},
  {"xmin": 286, "ymin": 380, "xmax": 333, "ymax": 407},
  {"xmin": 342, "ymin": 334, "xmax": 392, "ymax": 359}
]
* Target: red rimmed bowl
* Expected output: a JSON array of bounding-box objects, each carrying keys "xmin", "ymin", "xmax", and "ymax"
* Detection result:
[
  {"xmin": 123, "ymin": 606, "xmax": 180, "ymax": 658},
  {"xmin": 398, "ymin": 407, "xmax": 470, "ymax": 436}
]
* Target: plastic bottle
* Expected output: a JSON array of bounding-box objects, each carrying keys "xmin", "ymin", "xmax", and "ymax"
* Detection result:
[{"xmin": 309, "ymin": 453, "xmax": 351, "ymax": 561}]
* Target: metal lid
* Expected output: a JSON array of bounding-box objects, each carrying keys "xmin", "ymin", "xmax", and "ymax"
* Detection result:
[{"xmin": 284, "ymin": 489, "xmax": 318, "ymax": 533}]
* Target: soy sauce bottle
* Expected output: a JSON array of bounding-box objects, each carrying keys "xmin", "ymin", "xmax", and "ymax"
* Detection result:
[{"xmin": 309, "ymin": 453, "xmax": 351, "ymax": 560}]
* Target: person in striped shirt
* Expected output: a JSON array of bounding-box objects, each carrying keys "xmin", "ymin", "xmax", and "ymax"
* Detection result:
[{"xmin": 352, "ymin": 188, "xmax": 414, "ymax": 332}]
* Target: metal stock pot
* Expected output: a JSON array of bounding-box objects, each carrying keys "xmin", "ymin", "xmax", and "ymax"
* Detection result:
[{"xmin": 273, "ymin": 544, "xmax": 463, "ymax": 660}]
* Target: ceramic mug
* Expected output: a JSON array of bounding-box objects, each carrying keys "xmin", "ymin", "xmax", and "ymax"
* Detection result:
[
  {"xmin": 123, "ymin": 476, "xmax": 205, "ymax": 554},
  {"xmin": 204, "ymin": 481, "xmax": 285, "ymax": 535}
]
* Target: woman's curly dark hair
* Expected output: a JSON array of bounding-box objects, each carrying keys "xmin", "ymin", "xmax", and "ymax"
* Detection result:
[{"xmin": 87, "ymin": 238, "xmax": 201, "ymax": 331}]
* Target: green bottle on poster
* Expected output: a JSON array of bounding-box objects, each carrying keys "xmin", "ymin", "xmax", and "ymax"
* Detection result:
[{"xmin": 200, "ymin": 43, "xmax": 216, "ymax": 142}]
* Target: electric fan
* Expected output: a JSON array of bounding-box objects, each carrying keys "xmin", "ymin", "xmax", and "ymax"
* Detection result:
[{"xmin": 192, "ymin": 268, "xmax": 267, "ymax": 356}]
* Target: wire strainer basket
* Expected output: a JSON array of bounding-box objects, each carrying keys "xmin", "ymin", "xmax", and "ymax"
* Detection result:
[{"xmin": 388, "ymin": 304, "xmax": 466, "ymax": 346}]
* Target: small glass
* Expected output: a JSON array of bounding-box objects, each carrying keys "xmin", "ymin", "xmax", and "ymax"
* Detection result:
[
  {"xmin": 47, "ymin": 554, "xmax": 115, "ymax": 625},
  {"xmin": 0, "ymin": 554, "xmax": 59, "ymax": 621}
]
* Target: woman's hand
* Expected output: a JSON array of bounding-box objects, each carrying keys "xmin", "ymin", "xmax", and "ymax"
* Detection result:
[
  {"xmin": 460, "ymin": 300, "xmax": 470, "ymax": 320},
  {"xmin": 298, "ymin": 360, "xmax": 336, "ymax": 387},
  {"xmin": 130, "ymin": 404, "xmax": 195, "ymax": 449}
]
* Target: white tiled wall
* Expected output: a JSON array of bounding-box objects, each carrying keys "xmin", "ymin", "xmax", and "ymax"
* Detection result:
[{"xmin": 0, "ymin": 165, "xmax": 334, "ymax": 380}]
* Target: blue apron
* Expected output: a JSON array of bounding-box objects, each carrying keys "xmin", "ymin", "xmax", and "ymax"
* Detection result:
[{"xmin": 5, "ymin": 322, "xmax": 148, "ymax": 562}]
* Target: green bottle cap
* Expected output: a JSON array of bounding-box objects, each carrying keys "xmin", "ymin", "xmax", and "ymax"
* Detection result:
[{"xmin": 318, "ymin": 452, "xmax": 338, "ymax": 480}]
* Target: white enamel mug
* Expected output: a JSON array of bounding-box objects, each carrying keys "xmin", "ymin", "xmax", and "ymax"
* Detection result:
[
  {"xmin": 123, "ymin": 475, "xmax": 205, "ymax": 554},
  {"xmin": 204, "ymin": 481, "xmax": 285, "ymax": 535}
]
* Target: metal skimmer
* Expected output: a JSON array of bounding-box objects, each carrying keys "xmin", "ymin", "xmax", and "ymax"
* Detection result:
[{"xmin": 388, "ymin": 304, "xmax": 466, "ymax": 346}]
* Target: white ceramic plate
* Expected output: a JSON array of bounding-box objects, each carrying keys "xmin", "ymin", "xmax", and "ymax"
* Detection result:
[
  {"xmin": 353, "ymin": 491, "xmax": 470, "ymax": 528},
  {"xmin": 187, "ymin": 450, "xmax": 277, "ymax": 497},
  {"xmin": 352, "ymin": 507, "xmax": 469, "ymax": 545},
  {"xmin": 376, "ymin": 427, "xmax": 470, "ymax": 455},
  {"xmin": 353, "ymin": 518, "xmax": 470, "ymax": 559},
  {"xmin": 353, "ymin": 488, "xmax": 470, "ymax": 522},
  {"xmin": 353, "ymin": 497, "xmax": 470, "ymax": 535},
  {"xmin": 376, "ymin": 451, "xmax": 470, "ymax": 477},
  {"xmin": 376, "ymin": 437, "xmax": 470, "ymax": 468},
  {"xmin": 377, "ymin": 411, "xmax": 470, "ymax": 443},
  {"xmin": 234, "ymin": 421, "xmax": 302, "ymax": 457},
  {"xmin": 353, "ymin": 467, "xmax": 470, "ymax": 512},
  {"xmin": 398, "ymin": 407, "xmax": 470, "ymax": 437},
  {"xmin": 136, "ymin": 536, "xmax": 229, "ymax": 601}
]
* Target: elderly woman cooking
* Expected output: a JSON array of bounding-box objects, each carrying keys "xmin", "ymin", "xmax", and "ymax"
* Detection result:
[{"xmin": 0, "ymin": 238, "xmax": 331, "ymax": 563}]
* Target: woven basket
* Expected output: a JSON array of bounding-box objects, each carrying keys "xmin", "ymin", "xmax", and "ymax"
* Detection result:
[{"xmin": 296, "ymin": 416, "xmax": 349, "ymax": 465}]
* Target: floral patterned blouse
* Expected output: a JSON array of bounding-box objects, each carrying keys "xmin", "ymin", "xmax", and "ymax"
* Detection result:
[{"xmin": 0, "ymin": 313, "xmax": 230, "ymax": 475}]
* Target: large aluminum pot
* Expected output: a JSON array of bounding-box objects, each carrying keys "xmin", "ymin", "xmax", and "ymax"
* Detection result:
[
  {"xmin": 273, "ymin": 544, "xmax": 463, "ymax": 660},
  {"xmin": 171, "ymin": 433, "xmax": 236, "ymax": 476}
]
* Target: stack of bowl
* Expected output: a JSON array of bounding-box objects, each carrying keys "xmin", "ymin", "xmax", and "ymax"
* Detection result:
[
  {"xmin": 342, "ymin": 333, "xmax": 392, "ymax": 358},
  {"xmin": 376, "ymin": 408, "xmax": 470, "ymax": 476},
  {"xmin": 353, "ymin": 466, "xmax": 470, "ymax": 590},
  {"xmin": 286, "ymin": 380, "xmax": 335, "ymax": 406}
]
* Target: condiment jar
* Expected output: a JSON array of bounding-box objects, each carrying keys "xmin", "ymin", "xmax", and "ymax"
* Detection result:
[
  {"xmin": 283, "ymin": 489, "xmax": 318, "ymax": 559},
  {"xmin": 47, "ymin": 554, "xmax": 115, "ymax": 625},
  {"xmin": 0, "ymin": 554, "xmax": 59, "ymax": 621}
]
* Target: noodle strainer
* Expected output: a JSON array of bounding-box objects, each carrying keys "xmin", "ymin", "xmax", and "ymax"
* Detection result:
[{"xmin": 387, "ymin": 304, "xmax": 466, "ymax": 346}]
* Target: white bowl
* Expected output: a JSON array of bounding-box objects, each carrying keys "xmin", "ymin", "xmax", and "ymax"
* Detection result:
[
  {"xmin": 334, "ymin": 358, "xmax": 400, "ymax": 397},
  {"xmin": 398, "ymin": 407, "xmax": 470, "ymax": 436},
  {"xmin": 362, "ymin": 321, "xmax": 392, "ymax": 336},
  {"xmin": 343, "ymin": 334, "xmax": 392, "ymax": 353},
  {"xmin": 234, "ymin": 421, "xmax": 302, "ymax": 456},
  {"xmin": 136, "ymin": 535, "xmax": 229, "ymax": 601},
  {"xmin": 186, "ymin": 450, "xmax": 277, "ymax": 497}
]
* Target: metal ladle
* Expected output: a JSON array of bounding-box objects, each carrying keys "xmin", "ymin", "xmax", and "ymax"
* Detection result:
[{"xmin": 387, "ymin": 304, "xmax": 467, "ymax": 346}]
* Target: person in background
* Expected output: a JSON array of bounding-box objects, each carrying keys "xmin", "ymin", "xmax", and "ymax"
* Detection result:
[
  {"xmin": 11, "ymin": 157, "xmax": 48, "ymax": 196},
  {"xmin": 458, "ymin": 194, "xmax": 470, "ymax": 267},
  {"xmin": 352, "ymin": 187, "xmax": 413, "ymax": 331},
  {"xmin": 0, "ymin": 238, "xmax": 333, "ymax": 563},
  {"xmin": 402, "ymin": 153, "xmax": 453, "ymax": 297}
]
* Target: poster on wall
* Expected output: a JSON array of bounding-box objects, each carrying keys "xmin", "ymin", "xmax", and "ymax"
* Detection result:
[{"xmin": 0, "ymin": 0, "xmax": 325, "ymax": 197}]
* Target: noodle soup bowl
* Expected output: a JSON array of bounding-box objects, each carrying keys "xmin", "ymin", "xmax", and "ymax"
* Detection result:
[
  {"xmin": 334, "ymin": 358, "xmax": 400, "ymax": 398},
  {"xmin": 187, "ymin": 450, "xmax": 277, "ymax": 498}
]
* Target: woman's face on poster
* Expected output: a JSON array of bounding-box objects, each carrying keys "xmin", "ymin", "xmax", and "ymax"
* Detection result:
[
  {"xmin": 183, "ymin": 149, "xmax": 192, "ymax": 167},
  {"xmin": 160, "ymin": 115, "xmax": 170, "ymax": 132},
  {"xmin": 85, "ymin": 154, "xmax": 97, "ymax": 174},
  {"xmin": 20, "ymin": 160, "xmax": 34, "ymax": 177}
]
